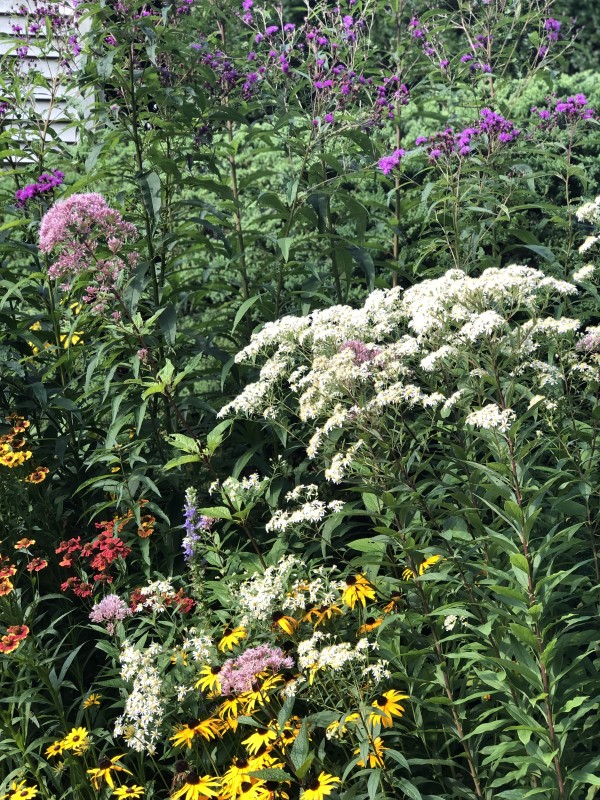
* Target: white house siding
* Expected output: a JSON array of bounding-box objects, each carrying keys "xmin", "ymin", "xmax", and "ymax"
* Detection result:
[{"xmin": 0, "ymin": 0, "xmax": 85, "ymax": 148}]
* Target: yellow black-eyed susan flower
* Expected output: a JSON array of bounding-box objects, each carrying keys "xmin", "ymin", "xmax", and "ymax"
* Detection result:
[
  {"xmin": 301, "ymin": 772, "xmax": 340, "ymax": 800},
  {"xmin": 221, "ymin": 757, "xmax": 253, "ymax": 796},
  {"xmin": 354, "ymin": 736, "xmax": 387, "ymax": 767},
  {"xmin": 382, "ymin": 591, "xmax": 403, "ymax": 613},
  {"xmin": 325, "ymin": 712, "xmax": 360, "ymax": 739},
  {"xmin": 112, "ymin": 787, "xmax": 145, "ymax": 799},
  {"xmin": 241, "ymin": 726, "xmax": 278, "ymax": 755},
  {"xmin": 403, "ymin": 554, "xmax": 443, "ymax": 581},
  {"xmin": 271, "ymin": 611, "xmax": 298, "ymax": 635},
  {"xmin": 341, "ymin": 575, "xmax": 376, "ymax": 609},
  {"xmin": 87, "ymin": 755, "xmax": 132, "ymax": 789},
  {"xmin": 235, "ymin": 782, "xmax": 269, "ymax": 800},
  {"xmin": 170, "ymin": 717, "xmax": 222, "ymax": 748},
  {"xmin": 172, "ymin": 772, "xmax": 221, "ymax": 800},
  {"xmin": 2, "ymin": 781, "xmax": 39, "ymax": 800},
  {"xmin": 61, "ymin": 726, "xmax": 90, "ymax": 754},
  {"xmin": 368, "ymin": 690, "xmax": 409, "ymax": 729},
  {"xmin": 82, "ymin": 693, "xmax": 102, "ymax": 709},
  {"xmin": 218, "ymin": 695, "xmax": 250, "ymax": 730},
  {"xmin": 358, "ymin": 616, "xmax": 383, "ymax": 635},
  {"xmin": 246, "ymin": 749, "xmax": 279, "ymax": 770},
  {"xmin": 218, "ymin": 626, "xmax": 247, "ymax": 652},
  {"xmin": 44, "ymin": 741, "xmax": 63, "ymax": 758},
  {"xmin": 303, "ymin": 605, "xmax": 343, "ymax": 626},
  {"xmin": 195, "ymin": 665, "xmax": 222, "ymax": 693}
]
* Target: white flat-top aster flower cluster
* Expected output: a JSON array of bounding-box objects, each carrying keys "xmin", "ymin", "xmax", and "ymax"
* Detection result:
[
  {"xmin": 216, "ymin": 266, "xmax": 586, "ymax": 494},
  {"xmin": 114, "ymin": 641, "xmax": 164, "ymax": 754}
]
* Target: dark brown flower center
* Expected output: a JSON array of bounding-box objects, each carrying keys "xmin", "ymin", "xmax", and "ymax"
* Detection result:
[
  {"xmin": 187, "ymin": 718, "xmax": 199, "ymax": 729},
  {"xmin": 375, "ymin": 695, "xmax": 387, "ymax": 706},
  {"xmin": 187, "ymin": 771, "xmax": 200, "ymax": 785},
  {"xmin": 234, "ymin": 758, "xmax": 248, "ymax": 768},
  {"xmin": 272, "ymin": 610, "xmax": 284, "ymax": 621},
  {"xmin": 346, "ymin": 576, "xmax": 357, "ymax": 586},
  {"xmin": 211, "ymin": 666, "xmax": 221, "ymax": 674},
  {"xmin": 365, "ymin": 617, "xmax": 376, "ymax": 625},
  {"xmin": 99, "ymin": 758, "xmax": 112, "ymax": 769},
  {"xmin": 307, "ymin": 778, "xmax": 321, "ymax": 790}
]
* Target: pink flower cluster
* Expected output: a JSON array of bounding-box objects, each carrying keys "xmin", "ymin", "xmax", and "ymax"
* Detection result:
[
  {"xmin": 340, "ymin": 340, "xmax": 382, "ymax": 364},
  {"xmin": 89, "ymin": 593, "xmax": 132, "ymax": 634},
  {"xmin": 219, "ymin": 644, "xmax": 294, "ymax": 695},
  {"xmin": 39, "ymin": 193, "xmax": 139, "ymax": 315}
]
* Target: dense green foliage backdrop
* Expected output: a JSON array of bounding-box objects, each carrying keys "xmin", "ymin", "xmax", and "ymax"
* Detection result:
[{"xmin": 1, "ymin": 1, "xmax": 600, "ymax": 799}]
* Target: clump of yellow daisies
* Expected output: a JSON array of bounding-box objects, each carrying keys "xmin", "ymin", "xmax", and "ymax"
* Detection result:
[
  {"xmin": 44, "ymin": 726, "xmax": 142, "ymax": 796},
  {"xmin": 158, "ymin": 554, "xmax": 427, "ymax": 800}
]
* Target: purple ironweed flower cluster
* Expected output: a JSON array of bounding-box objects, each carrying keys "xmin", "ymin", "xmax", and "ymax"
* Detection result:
[
  {"xmin": 231, "ymin": 2, "xmax": 404, "ymax": 127},
  {"xmin": 15, "ymin": 169, "xmax": 64, "ymax": 207},
  {"xmin": 532, "ymin": 95, "xmax": 596, "ymax": 128},
  {"xmin": 13, "ymin": 0, "xmax": 81, "ymax": 61},
  {"xmin": 89, "ymin": 594, "xmax": 132, "ymax": 634},
  {"xmin": 182, "ymin": 487, "xmax": 213, "ymax": 562},
  {"xmin": 340, "ymin": 340, "xmax": 382, "ymax": 364},
  {"xmin": 219, "ymin": 644, "xmax": 294, "ymax": 695},
  {"xmin": 242, "ymin": 0, "xmax": 253, "ymax": 24},
  {"xmin": 39, "ymin": 193, "xmax": 139, "ymax": 315},
  {"xmin": 459, "ymin": 53, "xmax": 491, "ymax": 73},
  {"xmin": 544, "ymin": 18, "xmax": 561, "ymax": 42},
  {"xmin": 0, "ymin": 102, "xmax": 9, "ymax": 118},
  {"xmin": 408, "ymin": 16, "xmax": 494, "ymax": 75},
  {"xmin": 377, "ymin": 148, "xmax": 405, "ymax": 177},
  {"xmin": 190, "ymin": 41, "xmax": 244, "ymax": 97},
  {"xmin": 537, "ymin": 18, "xmax": 562, "ymax": 60},
  {"xmin": 478, "ymin": 108, "xmax": 520, "ymax": 144},
  {"xmin": 410, "ymin": 108, "xmax": 520, "ymax": 163},
  {"xmin": 409, "ymin": 16, "xmax": 435, "ymax": 58}
]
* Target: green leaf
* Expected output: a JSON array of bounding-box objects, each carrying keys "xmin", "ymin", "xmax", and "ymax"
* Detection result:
[
  {"xmin": 396, "ymin": 778, "xmax": 423, "ymax": 800},
  {"xmin": 277, "ymin": 695, "xmax": 295, "ymax": 730},
  {"xmin": 165, "ymin": 433, "xmax": 201, "ymax": 454},
  {"xmin": 277, "ymin": 237, "xmax": 293, "ymax": 262},
  {"xmin": 294, "ymin": 753, "xmax": 315, "ymax": 780},
  {"xmin": 348, "ymin": 536, "xmax": 390, "ymax": 553},
  {"xmin": 141, "ymin": 382, "xmax": 165, "ymax": 399},
  {"xmin": 510, "ymin": 553, "xmax": 530, "ymax": 573},
  {"xmin": 163, "ymin": 454, "xmax": 202, "ymax": 471},
  {"xmin": 509, "ymin": 623, "xmax": 538, "ymax": 649},
  {"xmin": 248, "ymin": 769, "xmax": 292, "ymax": 782},
  {"xmin": 158, "ymin": 303, "xmax": 177, "ymax": 346},
  {"xmin": 346, "ymin": 244, "xmax": 375, "ymax": 291},
  {"xmin": 198, "ymin": 506, "xmax": 232, "ymax": 520},
  {"xmin": 137, "ymin": 170, "xmax": 162, "ymax": 232},
  {"xmin": 232, "ymin": 295, "xmax": 261, "ymax": 333},
  {"xmin": 290, "ymin": 720, "xmax": 309, "ymax": 772}
]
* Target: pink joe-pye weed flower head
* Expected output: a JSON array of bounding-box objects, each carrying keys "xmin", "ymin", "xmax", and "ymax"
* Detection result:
[
  {"xmin": 89, "ymin": 593, "xmax": 132, "ymax": 634},
  {"xmin": 219, "ymin": 644, "xmax": 294, "ymax": 695},
  {"xmin": 39, "ymin": 193, "xmax": 139, "ymax": 314}
]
